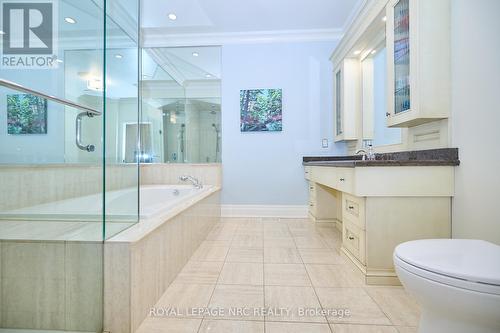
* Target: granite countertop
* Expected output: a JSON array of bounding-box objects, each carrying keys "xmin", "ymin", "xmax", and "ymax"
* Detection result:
[{"xmin": 302, "ymin": 148, "xmax": 460, "ymax": 167}]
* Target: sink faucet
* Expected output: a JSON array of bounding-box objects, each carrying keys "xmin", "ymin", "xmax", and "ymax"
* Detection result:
[
  {"xmin": 355, "ymin": 149, "xmax": 368, "ymax": 161},
  {"xmin": 179, "ymin": 175, "xmax": 203, "ymax": 189}
]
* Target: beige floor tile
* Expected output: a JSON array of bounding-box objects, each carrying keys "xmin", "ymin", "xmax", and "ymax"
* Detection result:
[
  {"xmin": 231, "ymin": 234, "xmax": 263, "ymax": 248},
  {"xmin": 175, "ymin": 261, "xmax": 223, "ymax": 284},
  {"xmin": 306, "ymin": 264, "xmax": 364, "ymax": 287},
  {"xmin": 266, "ymin": 321, "xmax": 332, "ymax": 333},
  {"xmin": 199, "ymin": 319, "xmax": 264, "ymax": 332},
  {"xmin": 364, "ymin": 287, "xmax": 420, "ymax": 327},
  {"xmin": 201, "ymin": 240, "xmax": 232, "ymax": 247},
  {"xmin": 299, "ymin": 249, "xmax": 345, "ymax": 264},
  {"xmin": 262, "ymin": 217, "xmax": 281, "ymax": 222},
  {"xmin": 395, "ymin": 327, "xmax": 418, "ymax": 333},
  {"xmin": 218, "ymin": 262, "xmax": 263, "ymax": 285},
  {"xmin": 235, "ymin": 227, "xmax": 263, "ymax": 236},
  {"xmin": 264, "ymin": 247, "xmax": 302, "ymax": 264},
  {"xmin": 264, "ymin": 237, "xmax": 296, "ymax": 248},
  {"xmin": 226, "ymin": 247, "xmax": 263, "ymax": 263},
  {"xmin": 155, "ymin": 283, "xmax": 215, "ymax": 318},
  {"xmin": 264, "ymin": 264, "xmax": 311, "ymax": 286},
  {"xmin": 208, "ymin": 284, "xmax": 265, "ymax": 320},
  {"xmin": 332, "ymin": 324, "xmax": 398, "ymax": 333},
  {"xmin": 294, "ymin": 236, "xmax": 329, "ymax": 249},
  {"xmin": 315, "ymin": 288, "xmax": 391, "ymax": 325},
  {"xmin": 190, "ymin": 245, "xmax": 229, "ymax": 262},
  {"xmin": 264, "ymin": 225, "xmax": 292, "ymax": 238},
  {"xmin": 265, "ymin": 286, "xmax": 326, "ymax": 323},
  {"xmin": 135, "ymin": 317, "xmax": 201, "ymax": 333}
]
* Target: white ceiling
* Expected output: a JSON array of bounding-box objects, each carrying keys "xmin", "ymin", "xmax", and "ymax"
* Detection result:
[{"xmin": 141, "ymin": 0, "xmax": 364, "ymax": 34}]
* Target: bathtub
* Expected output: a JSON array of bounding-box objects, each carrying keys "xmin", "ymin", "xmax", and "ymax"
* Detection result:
[{"xmin": 0, "ymin": 184, "xmax": 213, "ymax": 222}]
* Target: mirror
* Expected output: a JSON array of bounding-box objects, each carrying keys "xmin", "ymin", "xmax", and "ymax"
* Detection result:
[
  {"xmin": 362, "ymin": 46, "xmax": 402, "ymax": 147},
  {"xmin": 141, "ymin": 46, "xmax": 222, "ymax": 163}
]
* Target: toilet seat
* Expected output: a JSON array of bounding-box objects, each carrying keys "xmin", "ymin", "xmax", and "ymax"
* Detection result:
[{"xmin": 394, "ymin": 239, "xmax": 500, "ymax": 296}]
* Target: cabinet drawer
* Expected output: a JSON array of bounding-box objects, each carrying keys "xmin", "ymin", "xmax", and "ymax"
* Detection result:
[
  {"xmin": 308, "ymin": 200, "xmax": 317, "ymax": 217},
  {"xmin": 343, "ymin": 220, "xmax": 366, "ymax": 264},
  {"xmin": 336, "ymin": 168, "xmax": 354, "ymax": 194},
  {"xmin": 305, "ymin": 166, "xmax": 312, "ymax": 180},
  {"xmin": 342, "ymin": 193, "xmax": 365, "ymax": 229}
]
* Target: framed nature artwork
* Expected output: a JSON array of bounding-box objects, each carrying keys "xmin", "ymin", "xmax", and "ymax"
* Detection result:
[
  {"xmin": 240, "ymin": 88, "xmax": 282, "ymax": 132},
  {"xmin": 7, "ymin": 94, "xmax": 47, "ymax": 135}
]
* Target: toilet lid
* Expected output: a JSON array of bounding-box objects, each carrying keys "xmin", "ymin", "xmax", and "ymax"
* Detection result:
[{"xmin": 394, "ymin": 239, "xmax": 500, "ymax": 286}]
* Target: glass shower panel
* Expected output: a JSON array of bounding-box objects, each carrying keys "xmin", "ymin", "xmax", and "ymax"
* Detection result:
[
  {"xmin": 0, "ymin": 0, "xmax": 139, "ymax": 331},
  {"xmin": 103, "ymin": 0, "xmax": 140, "ymax": 238}
]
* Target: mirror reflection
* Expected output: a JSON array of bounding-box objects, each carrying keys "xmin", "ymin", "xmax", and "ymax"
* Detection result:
[
  {"xmin": 141, "ymin": 46, "xmax": 222, "ymax": 163},
  {"xmin": 362, "ymin": 45, "xmax": 402, "ymax": 147}
]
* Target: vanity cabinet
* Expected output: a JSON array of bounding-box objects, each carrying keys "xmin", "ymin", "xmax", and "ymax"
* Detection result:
[
  {"xmin": 333, "ymin": 59, "xmax": 361, "ymax": 142},
  {"xmin": 305, "ymin": 165, "xmax": 453, "ymax": 285},
  {"xmin": 386, "ymin": 0, "xmax": 450, "ymax": 127}
]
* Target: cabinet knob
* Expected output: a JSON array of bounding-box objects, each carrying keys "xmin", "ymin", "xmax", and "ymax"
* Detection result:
[
  {"xmin": 348, "ymin": 236, "xmax": 355, "ymax": 240},
  {"xmin": 339, "ymin": 178, "xmax": 345, "ymax": 182},
  {"xmin": 386, "ymin": 112, "xmax": 391, "ymax": 117},
  {"xmin": 348, "ymin": 206, "xmax": 354, "ymax": 209}
]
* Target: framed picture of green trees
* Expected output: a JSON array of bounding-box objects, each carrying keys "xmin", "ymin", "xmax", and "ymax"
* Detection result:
[
  {"xmin": 7, "ymin": 94, "xmax": 47, "ymax": 135},
  {"xmin": 240, "ymin": 88, "xmax": 282, "ymax": 132}
]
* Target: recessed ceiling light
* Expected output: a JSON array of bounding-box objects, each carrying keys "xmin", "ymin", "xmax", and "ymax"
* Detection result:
[
  {"xmin": 168, "ymin": 13, "xmax": 177, "ymax": 21},
  {"xmin": 382, "ymin": 16, "xmax": 387, "ymax": 22},
  {"xmin": 205, "ymin": 74, "xmax": 212, "ymax": 78},
  {"xmin": 353, "ymin": 50, "xmax": 362, "ymax": 55},
  {"xmin": 192, "ymin": 52, "xmax": 199, "ymax": 57},
  {"xmin": 115, "ymin": 54, "xmax": 123, "ymax": 59},
  {"xmin": 64, "ymin": 17, "xmax": 76, "ymax": 24},
  {"xmin": 371, "ymin": 50, "xmax": 377, "ymax": 54}
]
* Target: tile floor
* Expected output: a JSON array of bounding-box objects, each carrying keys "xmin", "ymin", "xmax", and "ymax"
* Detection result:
[{"xmin": 136, "ymin": 218, "xmax": 420, "ymax": 333}]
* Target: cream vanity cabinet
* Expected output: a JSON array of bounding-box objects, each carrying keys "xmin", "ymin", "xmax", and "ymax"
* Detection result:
[
  {"xmin": 385, "ymin": 0, "xmax": 450, "ymax": 127},
  {"xmin": 333, "ymin": 59, "xmax": 361, "ymax": 141},
  {"xmin": 305, "ymin": 165, "xmax": 453, "ymax": 285}
]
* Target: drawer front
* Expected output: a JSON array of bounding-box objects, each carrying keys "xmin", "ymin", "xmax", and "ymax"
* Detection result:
[
  {"xmin": 343, "ymin": 220, "xmax": 366, "ymax": 264},
  {"xmin": 336, "ymin": 168, "xmax": 354, "ymax": 194},
  {"xmin": 308, "ymin": 199, "xmax": 317, "ymax": 216},
  {"xmin": 342, "ymin": 193, "xmax": 365, "ymax": 229},
  {"xmin": 305, "ymin": 166, "xmax": 312, "ymax": 180},
  {"xmin": 310, "ymin": 167, "xmax": 338, "ymax": 189}
]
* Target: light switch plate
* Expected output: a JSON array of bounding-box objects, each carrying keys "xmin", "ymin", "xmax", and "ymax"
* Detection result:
[{"xmin": 322, "ymin": 139, "xmax": 329, "ymax": 148}]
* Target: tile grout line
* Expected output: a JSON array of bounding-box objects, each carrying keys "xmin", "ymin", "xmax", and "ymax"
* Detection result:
[
  {"xmin": 292, "ymin": 220, "xmax": 335, "ymax": 333},
  {"xmin": 196, "ymin": 220, "xmax": 236, "ymax": 333}
]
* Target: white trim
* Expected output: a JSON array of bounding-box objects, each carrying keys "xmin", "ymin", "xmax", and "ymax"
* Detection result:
[
  {"xmin": 221, "ymin": 205, "xmax": 308, "ymax": 218},
  {"xmin": 142, "ymin": 28, "xmax": 343, "ymax": 48}
]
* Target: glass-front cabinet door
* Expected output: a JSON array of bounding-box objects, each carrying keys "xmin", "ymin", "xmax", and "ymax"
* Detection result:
[
  {"xmin": 335, "ymin": 68, "xmax": 343, "ymax": 136},
  {"xmin": 386, "ymin": 0, "xmax": 450, "ymax": 127},
  {"xmin": 393, "ymin": 0, "xmax": 410, "ymax": 115}
]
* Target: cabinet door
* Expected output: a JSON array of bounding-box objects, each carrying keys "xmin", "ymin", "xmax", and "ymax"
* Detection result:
[
  {"xmin": 334, "ymin": 68, "xmax": 343, "ymax": 136},
  {"xmin": 393, "ymin": 0, "xmax": 411, "ymax": 115}
]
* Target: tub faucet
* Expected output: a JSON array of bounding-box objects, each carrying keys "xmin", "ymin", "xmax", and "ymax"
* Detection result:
[
  {"xmin": 180, "ymin": 175, "xmax": 203, "ymax": 189},
  {"xmin": 355, "ymin": 149, "xmax": 368, "ymax": 161}
]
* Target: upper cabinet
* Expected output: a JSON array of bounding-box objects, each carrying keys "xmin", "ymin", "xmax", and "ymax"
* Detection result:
[
  {"xmin": 334, "ymin": 58, "xmax": 361, "ymax": 142},
  {"xmin": 386, "ymin": 0, "xmax": 451, "ymax": 127}
]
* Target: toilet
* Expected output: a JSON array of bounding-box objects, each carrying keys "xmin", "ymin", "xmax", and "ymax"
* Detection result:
[{"xmin": 394, "ymin": 239, "xmax": 500, "ymax": 333}]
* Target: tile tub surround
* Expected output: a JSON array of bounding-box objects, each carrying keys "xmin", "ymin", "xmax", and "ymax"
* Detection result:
[
  {"xmin": 104, "ymin": 190, "xmax": 221, "ymax": 333},
  {"xmin": 135, "ymin": 218, "xmax": 420, "ymax": 333},
  {"xmin": 140, "ymin": 163, "xmax": 222, "ymax": 187},
  {"xmin": 302, "ymin": 148, "xmax": 460, "ymax": 167},
  {"xmin": 0, "ymin": 240, "xmax": 103, "ymax": 332},
  {"xmin": 0, "ymin": 164, "xmax": 137, "ymax": 211}
]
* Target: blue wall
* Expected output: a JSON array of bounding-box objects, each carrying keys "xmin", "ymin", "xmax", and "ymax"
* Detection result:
[{"xmin": 221, "ymin": 41, "xmax": 346, "ymax": 205}]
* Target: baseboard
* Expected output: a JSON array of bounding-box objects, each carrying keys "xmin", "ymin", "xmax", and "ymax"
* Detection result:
[{"xmin": 221, "ymin": 205, "xmax": 308, "ymax": 218}]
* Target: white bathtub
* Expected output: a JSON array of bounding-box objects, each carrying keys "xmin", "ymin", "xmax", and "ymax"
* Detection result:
[{"xmin": 0, "ymin": 184, "xmax": 214, "ymax": 222}]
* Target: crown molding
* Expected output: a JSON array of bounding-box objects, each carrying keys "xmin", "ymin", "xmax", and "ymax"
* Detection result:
[
  {"xmin": 141, "ymin": 28, "xmax": 343, "ymax": 48},
  {"xmin": 330, "ymin": 0, "xmax": 388, "ymax": 67}
]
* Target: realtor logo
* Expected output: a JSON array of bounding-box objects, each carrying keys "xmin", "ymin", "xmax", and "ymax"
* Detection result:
[{"xmin": 1, "ymin": 0, "xmax": 58, "ymax": 68}]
